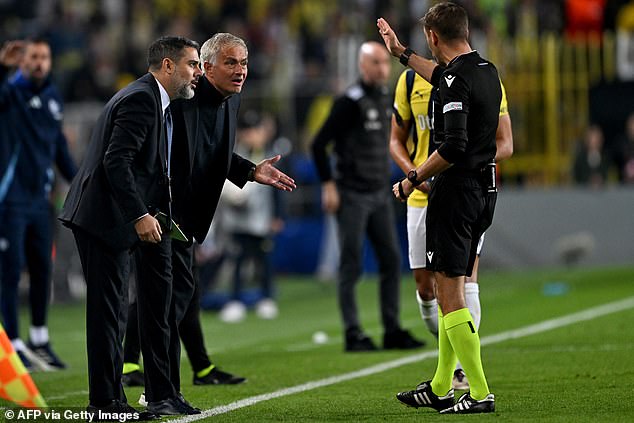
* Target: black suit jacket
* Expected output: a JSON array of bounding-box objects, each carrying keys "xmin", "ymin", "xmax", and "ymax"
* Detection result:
[
  {"xmin": 60, "ymin": 73, "xmax": 170, "ymax": 249},
  {"xmin": 171, "ymin": 77, "xmax": 254, "ymax": 244}
]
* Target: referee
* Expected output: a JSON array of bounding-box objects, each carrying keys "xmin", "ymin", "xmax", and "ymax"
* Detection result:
[{"xmin": 379, "ymin": 2, "xmax": 499, "ymax": 414}]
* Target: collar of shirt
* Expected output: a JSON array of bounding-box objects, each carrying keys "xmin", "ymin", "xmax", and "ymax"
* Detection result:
[
  {"xmin": 358, "ymin": 78, "xmax": 388, "ymax": 97},
  {"xmin": 153, "ymin": 76, "xmax": 171, "ymax": 113},
  {"xmin": 198, "ymin": 75, "xmax": 228, "ymax": 107},
  {"xmin": 11, "ymin": 69, "xmax": 51, "ymax": 93},
  {"xmin": 447, "ymin": 50, "xmax": 477, "ymax": 67}
]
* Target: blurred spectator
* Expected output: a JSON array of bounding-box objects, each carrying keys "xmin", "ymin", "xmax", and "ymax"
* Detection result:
[
  {"xmin": 218, "ymin": 110, "xmax": 285, "ymax": 323},
  {"xmin": 613, "ymin": 112, "xmax": 634, "ymax": 182},
  {"xmin": 573, "ymin": 124, "xmax": 609, "ymax": 186},
  {"xmin": 614, "ymin": 0, "xmax": 634, "ymax": 80},
  {"xmin": 565, "ymin": 0, "xmax": 607, "ymax": 39}
]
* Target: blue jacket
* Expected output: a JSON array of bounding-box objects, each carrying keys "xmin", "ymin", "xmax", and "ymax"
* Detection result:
[{"xmin": 0, "ymin": 65, "xmax": 76, "ymax": 206}]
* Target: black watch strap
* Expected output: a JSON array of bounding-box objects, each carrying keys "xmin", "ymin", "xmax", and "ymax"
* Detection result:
[
  {"xmin": 399, "ymin": 47, "xmax": 415, "ymax": 66},
  {"xmin": 247, "ymin": 165, "xmax": 256, "ymax": 182},
  {"xmin": 407, "ymin": 169, "xmax": 422, "ymax": 186}
]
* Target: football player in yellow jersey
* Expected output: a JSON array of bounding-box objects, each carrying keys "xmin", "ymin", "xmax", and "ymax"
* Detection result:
[{"xmin": 390, "ymin": 69, "xmax": 513, "ymax": 390}]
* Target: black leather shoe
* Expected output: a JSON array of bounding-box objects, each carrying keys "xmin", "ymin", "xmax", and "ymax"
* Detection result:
[
  {"xmin": 383, "ymin": 329, "xmax": 426, "ymax": 350},
  {"xmin": 345, "ymin": 328, "xmax": 378, "ymax": 352},
  {"xmin": 177, "ymin": 393, "xmax": 201, "ymax": 414},
  {"xmin": 147, "ymin": 397, "xmax": 199, "ymax": 416},
  {"xmin": 122, "ymin": 369, "xmax": 145, "ymax": 387},
  {"xmin": 86, "ymin": 400, "xmax": 157, "ymax": 421},
  {"xmin": 193, "ymin": 367, "xmax": 247, "ymax": 385}
]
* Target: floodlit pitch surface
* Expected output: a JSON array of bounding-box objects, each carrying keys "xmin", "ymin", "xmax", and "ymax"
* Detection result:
[{"xmin": 6, "ymin": 266, "xmax": 634, "ymax": 422}]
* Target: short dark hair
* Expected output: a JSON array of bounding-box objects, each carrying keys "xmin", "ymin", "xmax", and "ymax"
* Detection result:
[
  {"xmin": 24, "ymin": 36, "xmax": 50, "ymax": 47},
  {"xmin": 421, "ymin": 2, "xmax": 469, "ymax": 42},
  {"xmin": 147, "ymin": 36, "xmax": 199, "ymax": 71}
]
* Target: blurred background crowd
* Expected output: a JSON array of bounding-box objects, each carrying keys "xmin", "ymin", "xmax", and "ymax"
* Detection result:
[{"xmin": 1, "ymin": 0, "xmax": 633, "ymax": 308}]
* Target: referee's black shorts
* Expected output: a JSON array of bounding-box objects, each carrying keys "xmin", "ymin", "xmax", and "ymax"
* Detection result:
[{"xmin": 425, "ymin": 171, "xmax": 497, "ymax": 277}]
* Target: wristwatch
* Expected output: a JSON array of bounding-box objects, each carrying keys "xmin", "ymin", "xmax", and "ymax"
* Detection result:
[
  {"xmin": 407, "ymin": 169, "xmax": 422, "ymax": 186},
  {"xmin": 400, "ymin": 47, "xmax": 415, "ymax": 66},
  {"xmin": 247, "ymin": 165, "xmax": 256, "ymax": 182}
]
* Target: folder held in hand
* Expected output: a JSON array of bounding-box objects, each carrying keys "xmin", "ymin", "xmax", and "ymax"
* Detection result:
[{"xmin": 154, "ymin": 212, "xmax": 188, "ymax": 242}]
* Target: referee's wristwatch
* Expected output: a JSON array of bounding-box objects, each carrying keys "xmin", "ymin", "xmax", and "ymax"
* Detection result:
[
  {"xmin": 407, "ymin": 169, "xmax": 423, "ymax": 186},
  {"xmin": 400, "ymin": 47, "xmax": 415, "ymax": 66}
]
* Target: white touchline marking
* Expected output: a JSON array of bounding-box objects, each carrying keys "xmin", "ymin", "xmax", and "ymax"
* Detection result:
[
  {"xmin": 45, "ymin": 390, "xmax": 90, "ymax": 401},
  {"xmin": 171, "ymin": 296, "xmax": 634, "ymax": 422}
]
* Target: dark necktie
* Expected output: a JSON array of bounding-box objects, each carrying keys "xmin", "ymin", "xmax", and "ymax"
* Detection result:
[
  {"xmin": 164, "ymin": 106, "xmax": 173, "ymax": 230},
  {"xmin": 164, "ymin": 106, "xmax": 173, "ymax": 177}
]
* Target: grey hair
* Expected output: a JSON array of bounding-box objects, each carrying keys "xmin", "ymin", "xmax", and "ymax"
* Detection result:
[{"xmin": 200, "ymin": 33, "xmax": 248, "ymax": 64}]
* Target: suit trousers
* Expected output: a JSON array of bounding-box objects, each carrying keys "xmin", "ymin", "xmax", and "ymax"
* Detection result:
[
  {"xmin": 73, "ymin": 227, "xmax": 130, "ymax": 406},
  {"xmin": 336, "ymin": 188, "xmax": 401, "ymax": 334},
  {"xmin": 134, "ymin": 238, "xmax": 195, "ymax": 402},
  {"xmin": 124, "ymin": 270, "xmax": 212, "ymax": 374}
]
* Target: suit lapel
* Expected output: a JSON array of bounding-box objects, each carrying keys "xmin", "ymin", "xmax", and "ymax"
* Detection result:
[{"xmin": 143, "ymin": 73, "xmax": 167, "ymax": 174}]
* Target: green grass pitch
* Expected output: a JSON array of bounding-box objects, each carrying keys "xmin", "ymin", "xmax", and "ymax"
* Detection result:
[{"xmin": 4, "ymin": 265, "xmax": 634, "ymax": 422}]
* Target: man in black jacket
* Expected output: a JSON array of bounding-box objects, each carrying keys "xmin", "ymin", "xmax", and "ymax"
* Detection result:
[
  {"xmin": 312, "ymin": 41, "xmax": 424, "ymax": 352},
  {"xmin": 171, "ymin": 30, "xmax": 295, "ymax": 346},
  {"xmin": 131, "ymin": 32, "xmax": 295, "ymax": 409},
  {"xmin": 60, "ymin": 36, "xmax": 201, "ymax": 418}
]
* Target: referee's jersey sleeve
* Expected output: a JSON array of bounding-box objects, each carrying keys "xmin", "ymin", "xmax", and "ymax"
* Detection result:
[{"xmin": 437, "ymin": 72, "xmax": 469, "ymax": 164}]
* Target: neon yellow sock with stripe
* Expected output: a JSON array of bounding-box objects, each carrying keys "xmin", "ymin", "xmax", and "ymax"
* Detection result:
[
  {"xmin": 444, "ymin": 308, "xmax": 489, "ymax": 400},
  {"xmin": 122, "ymin": 362, "xmax": 141, "ymax": 374},
  {"xmin": 196, "ymin": 364, "xmax": 216, "ymax": 378},
  {"xmin": 431, "ymin": 307, "xmax": 457, "ymax": 397}
]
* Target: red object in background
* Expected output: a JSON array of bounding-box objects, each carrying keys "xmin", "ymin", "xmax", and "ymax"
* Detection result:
[{"xmin": 565, "ymin": 0, "xmax": 607, "ymax": 39}]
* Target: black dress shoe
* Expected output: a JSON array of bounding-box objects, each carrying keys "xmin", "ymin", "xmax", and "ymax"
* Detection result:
[
  {"xmin": 345, "ymin": 328, "xmax": 378, "ymax": 352},
  {"xmin": 147, "ymin": 397, "xmax": 199, "ymax": 416},
  {"xmin": 193, "ymin": 367, "xmax": 247, "ymax": 385},
  {"xmin": 383, "ymin": 328, "xmax": 426, "ymax": 350},
  {"xmin": 86, "ymin": 400, "xmax": 157, "ymax": 421},
  {"xmin": 177, "ymin": 393, "xmax": 201, "ymax": 414}
]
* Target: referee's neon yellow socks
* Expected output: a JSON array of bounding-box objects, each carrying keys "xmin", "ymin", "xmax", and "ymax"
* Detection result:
[
  {"xmin": 444, "ymin": 308, "xmax": 489, "ymax": 400},
  {"xmin": 430, "ymin": 308, "xmax": 457, "ymax": 396}
]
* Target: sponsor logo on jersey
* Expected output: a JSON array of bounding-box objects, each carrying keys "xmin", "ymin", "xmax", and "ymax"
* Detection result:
[
  {"xmin": 444, "ymin": 75, "xmax": 455, "ymax": 87},
  {"xmin": 364, "ymin": 107, "xmax": 383, "ymax": 131},
  {"xmin": 443, "ymin": 102, "xmax": 463, "ymax": 113},
  {"xmin": 28, "ymin": 96, "xmax": 42, "ymax": 109},
  {"xmin": 426, "ymin": 251, "xmax": 434, "ymax": 263},
  {"xmin": 48, "ymin": 99, "xmax": 63, "ymax": 120}
]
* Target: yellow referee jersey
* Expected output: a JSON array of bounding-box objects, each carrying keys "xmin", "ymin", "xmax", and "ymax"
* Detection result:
[{"xmin": 392, "ymin": 69, "xmax": 508, "ymax": 208}]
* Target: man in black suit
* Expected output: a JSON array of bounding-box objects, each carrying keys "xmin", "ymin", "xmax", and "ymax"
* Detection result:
[{"xmin": 60, "ymin": 36, "xmax": 202, "ymax": 418}]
